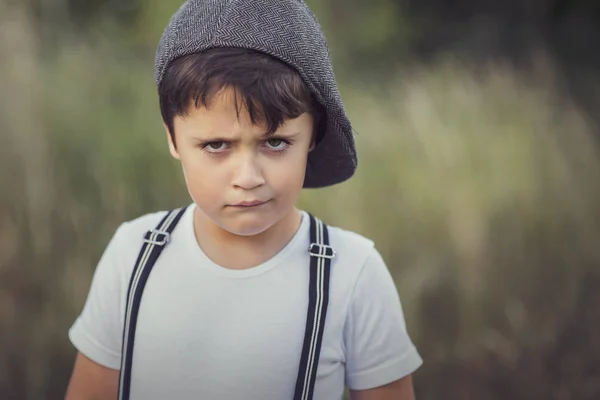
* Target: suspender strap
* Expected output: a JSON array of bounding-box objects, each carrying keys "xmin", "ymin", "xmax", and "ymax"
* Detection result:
[
  {"xmin": 118, "ymin": 207, "xmax": 187, "ymax": 400},
  {"xmin": 294, "ymin": 214, "xmax": 335, "ymax": 400}
]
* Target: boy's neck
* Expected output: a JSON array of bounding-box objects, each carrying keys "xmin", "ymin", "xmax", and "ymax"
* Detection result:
[{"xmin": 192, "ymin": 206, "xmax": 303, "ymax": 270}]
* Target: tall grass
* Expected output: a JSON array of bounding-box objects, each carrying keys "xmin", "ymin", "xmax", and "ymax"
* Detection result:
[
  {"xmin": 1, "ymin": 3, "xmax": 599, "ymax": 399},
  {"xmin": 308, "ymin": 58, "xmax": 600, "ymax": 399}
]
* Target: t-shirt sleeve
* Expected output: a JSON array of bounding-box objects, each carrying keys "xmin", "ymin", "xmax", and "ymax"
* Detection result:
[
  {"xmin": 68, "ymin": 223, "xmax": 129, "ymax": 370},
  {"xmin": 343, "ymin": 247, "xmax": 423, "ymax": 391}
]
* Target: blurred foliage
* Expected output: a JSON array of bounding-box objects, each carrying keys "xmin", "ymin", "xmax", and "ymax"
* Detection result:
[{"xmin": 1, "ymin": 0, "xmax": 600, "ymax": 399}]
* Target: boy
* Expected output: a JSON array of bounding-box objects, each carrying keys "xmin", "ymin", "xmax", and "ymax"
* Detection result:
[{"xmin": 65, "ymin": 0, "xmax": 422, "ymax": 399}]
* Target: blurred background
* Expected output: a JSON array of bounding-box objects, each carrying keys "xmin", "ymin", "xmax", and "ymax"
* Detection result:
[{"xmin": 1, "ymin": 0, "xmax": 600, "ymax": 399}]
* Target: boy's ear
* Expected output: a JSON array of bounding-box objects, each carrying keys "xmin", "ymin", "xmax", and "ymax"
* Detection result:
[{"xmin": 164, "ymin": 123, "xmax": 180, "ymax": 160}]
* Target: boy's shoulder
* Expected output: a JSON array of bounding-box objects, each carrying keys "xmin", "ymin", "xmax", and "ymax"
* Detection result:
[
  {"xmin": 321, "ymin": 218, "xmax": 378, "ymax": 271},
  {"xmin": 326, "ymin": 223, "xmax": 374, "ymax": 253},
  {"xmin": 108, "ymin": 208, "xmax": 177, "ymax": 256}
]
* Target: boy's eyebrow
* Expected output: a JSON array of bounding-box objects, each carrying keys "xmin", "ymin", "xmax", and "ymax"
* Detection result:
[
  {"xmin": 261, "ymin": 131, "xmax": 301, "ymax": 138},
  {"xmin": 190, "ymin": 131, "xmax": 302, "ymax": 141}
]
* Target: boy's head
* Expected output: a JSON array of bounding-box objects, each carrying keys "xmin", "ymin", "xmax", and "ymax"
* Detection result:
[
  {"xmin": 155, "ymin": 0, "xmax": 357, "ymax": 234},
  {"xmin": 160, "ymin": 48, "xmax": 320, "ymax": 236}
]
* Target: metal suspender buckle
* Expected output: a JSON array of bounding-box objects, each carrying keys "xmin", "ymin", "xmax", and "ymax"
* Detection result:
[
  {"xmin": 308, "ymin": 243, "xmax": 336, "ymax": 259},
  {"xmin": 143, "ymin": 229, "xmax": 171, "ymax": 246}
]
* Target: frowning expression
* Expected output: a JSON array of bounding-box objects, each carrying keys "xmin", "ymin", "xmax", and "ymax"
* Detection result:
[{"xmin": 167, "ymin": 88, "xmax": 314, "ymax": 236}]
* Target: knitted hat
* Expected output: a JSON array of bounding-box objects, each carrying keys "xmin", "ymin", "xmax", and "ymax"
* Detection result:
[{"xmin": 154, "ymin": 0, "xmax": 357, "ymax": 188}]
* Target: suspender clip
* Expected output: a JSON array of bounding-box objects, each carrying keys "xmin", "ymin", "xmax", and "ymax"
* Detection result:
[
  {"xmin": 308, "ymin": 243, "xmax": 336, "ymax": 259},
  {"xmin": 143, "ymin": 229, "xmax": 171, "ymax": 246}
]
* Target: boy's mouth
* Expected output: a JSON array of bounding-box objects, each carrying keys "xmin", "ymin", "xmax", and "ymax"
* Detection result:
[{"xmin": 230, "ymin": 199, "xmax": 270, "ymax": 208}]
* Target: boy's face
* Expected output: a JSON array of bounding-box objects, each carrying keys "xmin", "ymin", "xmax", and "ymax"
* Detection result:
[{"xmin": 167, "ymin": 88, "xmax": 314, "ymax": 237}]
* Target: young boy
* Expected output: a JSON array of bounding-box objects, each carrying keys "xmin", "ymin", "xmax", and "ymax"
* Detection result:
[{"xmin": 65, "ymin": 1, "xmax": 422, "ymax": 399}]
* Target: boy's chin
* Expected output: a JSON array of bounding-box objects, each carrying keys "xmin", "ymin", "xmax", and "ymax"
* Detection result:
[
  {"xmin": 219, "ymin": 217, "xmax": 277, "ymax": 237},
  {"xmin": 195, "ymin": 202, "xmax": 297, "ymax": 238}
]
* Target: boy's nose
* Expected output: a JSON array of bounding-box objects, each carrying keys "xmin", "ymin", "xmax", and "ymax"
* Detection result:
[{"xmin": 231, "ymin": 152, "xmax": 265, "ymax": 189}]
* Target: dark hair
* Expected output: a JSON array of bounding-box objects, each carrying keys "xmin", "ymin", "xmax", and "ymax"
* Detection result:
[{"xmin": 158, "ymin": 47, "xmax": 324, "ymax": 146}]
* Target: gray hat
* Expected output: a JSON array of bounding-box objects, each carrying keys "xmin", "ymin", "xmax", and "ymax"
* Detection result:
[{"xmin": 155, "ymin": 0, "xmax": 357, "ymax": 188}]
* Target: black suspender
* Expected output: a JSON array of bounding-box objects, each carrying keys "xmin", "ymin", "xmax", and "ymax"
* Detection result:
[
  {"xmin": 118, "ymin": 207, "xmax": 187, "ymax": 400},
  {"xmin": 118, "ymin": 209, "xmax": 334, "ymax": 400},
  {"xmin": 293, "ymin": 214, "xmax": 335, "ymax": 400}
]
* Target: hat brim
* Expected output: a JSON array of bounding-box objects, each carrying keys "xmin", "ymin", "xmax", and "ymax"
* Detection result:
[{"xmin": 303, "ymin": 110, "xmax": 357, "ymax": 188}]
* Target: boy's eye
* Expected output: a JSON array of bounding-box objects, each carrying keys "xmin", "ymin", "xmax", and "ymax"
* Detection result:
[
  {"xmin": 265, "ymin": 138, "xmax": 288, "ymax": 150},
  {"xmin": 203, "ymin": 141, "xmax": 228, "ymax": 152}
]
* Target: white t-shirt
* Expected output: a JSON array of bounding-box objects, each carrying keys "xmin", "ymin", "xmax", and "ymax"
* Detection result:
[{"xmin": 69, "ymin": 204, "xmax": 422, "ymax": 399}]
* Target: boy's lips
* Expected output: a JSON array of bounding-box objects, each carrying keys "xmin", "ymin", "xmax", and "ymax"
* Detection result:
[{"xmin": 230, "ymin": 199, "xmax": 270, "ymax": 208}]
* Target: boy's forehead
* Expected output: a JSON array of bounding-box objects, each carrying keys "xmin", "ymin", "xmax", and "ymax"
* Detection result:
[
  {"xmin": 180, "ymin": 88, "xmax": 262, "ymax": 125},
  {"xmin": 178, "ymin": 87, "xmax": 309, "ymax": 131},
  {"xmin": 176, "ymin": 97, "xmax": 310, "ymax": 138},
  {"xmin": 185, "ymin": 87, "xmax": 243, "ymax": 113}
]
